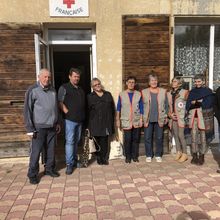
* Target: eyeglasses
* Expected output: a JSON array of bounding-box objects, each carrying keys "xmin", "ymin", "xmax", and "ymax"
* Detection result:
[{"xmin": 93, "ymin": 83, "xmax": 101, "ymax": 87}]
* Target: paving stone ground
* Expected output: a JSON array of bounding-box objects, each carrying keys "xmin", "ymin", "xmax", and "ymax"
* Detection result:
[{"xmin": 1, "ymin": 150, "xmax": 220, "ymax": 220}]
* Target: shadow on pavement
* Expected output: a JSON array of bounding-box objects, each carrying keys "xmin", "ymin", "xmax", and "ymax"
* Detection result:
[{"xmin": 176, "ymin": 211, "xmax": 210, "ymax": 220}]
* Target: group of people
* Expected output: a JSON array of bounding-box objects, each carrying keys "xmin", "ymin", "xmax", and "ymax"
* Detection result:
[
  {"xmin": 24, "ymin": 67, "xmax": 219, "ymax": 185},
  {"xmin": 24, "ymin": 68, "xmax": 115, "ymax": 184}
]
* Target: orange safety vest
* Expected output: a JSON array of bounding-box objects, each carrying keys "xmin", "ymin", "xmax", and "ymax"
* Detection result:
[
  {"xmin": 119, "ymin": 90, "xmax": 142, "ymax": 130},
  {"xmin": 142, "ymin": 88, "xmax": 167, "ymax": 127}
]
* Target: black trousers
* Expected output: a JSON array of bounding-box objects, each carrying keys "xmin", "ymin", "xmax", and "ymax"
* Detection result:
[
  {"xmin": 94, "ymin": 136, "xmax": 109, "ymax": 161},
  {"xmin": 124, "ymin": 128, "xmax": 141, "ymax": 160},
  {"xmin": 27, "ymin": 127, "xmax": 56, "ymax": 178}
]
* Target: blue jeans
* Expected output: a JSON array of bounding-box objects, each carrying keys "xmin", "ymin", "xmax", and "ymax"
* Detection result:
[
  {"xmin": 144, "ymin": 122, "xmax": 163, "ymax": 157},
  {"xmin": 65, "ymin": 119, "xmax": 82, "ymax": 166}
]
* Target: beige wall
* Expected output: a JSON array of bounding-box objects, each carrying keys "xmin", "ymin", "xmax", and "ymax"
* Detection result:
[
  {"xmin": 1, "ymin": 0, "xmax": 220, "ymax": 97},
  {"xmin": 173, "ymin": 0, "xmax": 220, "ymax": 15}
]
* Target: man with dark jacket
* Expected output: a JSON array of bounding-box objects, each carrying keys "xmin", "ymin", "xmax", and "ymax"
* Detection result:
[
  {"xmin": 214, "ymin": 86, "xmax": 220, "ymax": 173},
  {"xmin": 58, "ymin": 68, "xmax": 85, "ymax": 175},
  {"xmin": 24, "ymin": 68, "xmax": 61, "ymax": 184}
]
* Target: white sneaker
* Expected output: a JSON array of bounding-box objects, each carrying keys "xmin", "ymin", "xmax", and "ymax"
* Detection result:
[
  {"xmin": 146, "ymin": 157, "xmax": 152, "ymax": 163},
  {"xmin": 155, "ymin": 157, "xmax": 162, "ymax": 163}
]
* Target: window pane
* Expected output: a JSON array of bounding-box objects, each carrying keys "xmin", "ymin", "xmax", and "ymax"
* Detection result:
[
  {"xmin": 214, "ymin": 25, "xmax": 220, "ymax": 91},
  {"xmin": 48, "ymin": 29, "xmax": 92, "ymax": 41},
  {"xmin": 174, "ymin": 26, "xmax": 210, "ymax": 78}
]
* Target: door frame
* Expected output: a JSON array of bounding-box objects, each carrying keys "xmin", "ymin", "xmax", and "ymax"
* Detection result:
[
  {"xmin": 34, "ymin": 23, "xmax": 97, "ymax": 84},
  {"xmin": 34, "ymin": 34, "xmax": 50, "ymax": 80},
  {"xmin": 36, "ymin": 23, "xmax": 97, "ymax": 82}
]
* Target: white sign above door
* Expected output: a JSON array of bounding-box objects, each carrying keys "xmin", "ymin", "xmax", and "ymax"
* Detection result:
[{"xmin": 49, "ymin": 0, "xmax": 89, "ymax": 17}]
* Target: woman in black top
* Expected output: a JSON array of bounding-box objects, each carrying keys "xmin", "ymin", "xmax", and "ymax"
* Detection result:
[{"xmin": 87, "ymin": 78, "xmax": 115, "ymax": 165}]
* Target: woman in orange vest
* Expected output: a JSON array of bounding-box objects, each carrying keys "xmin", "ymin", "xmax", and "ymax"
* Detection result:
[
  {"xmin": 142, "ymin": 73, "xmax": 168, "ymax": 163},
  {"xmin": 167, "ymin": 77, "xmax": 189, "ymax": 162},
  {"xmin": 116, "ymin": 76, "xmax": 143, "ymax": 163},
  {"xmin": 185, "ymin": 74, "xmax": 214, "ymax": 165}
]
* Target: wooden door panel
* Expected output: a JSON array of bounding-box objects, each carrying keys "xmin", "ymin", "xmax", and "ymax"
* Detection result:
[
  {"xmin": 0, "ymin": 23, "xmax": 41, "ymax": 158},
  {"xmin": 123, "ymin": 15, "xmax": 170, "ymax": 89}
]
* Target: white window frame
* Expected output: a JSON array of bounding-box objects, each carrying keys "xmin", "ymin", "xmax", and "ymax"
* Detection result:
[
  {"xmin": 209, "ymin": 25, "xmax": 215, "ymax": 90},
  {"xmin": 34, "ymin": 34, "xmax": 50, "ymax": 80}
]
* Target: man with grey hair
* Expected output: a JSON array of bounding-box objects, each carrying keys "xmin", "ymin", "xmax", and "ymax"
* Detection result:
[{"xmin": 24, "ymin": 68, "xmax": 61, "ymax": 184}]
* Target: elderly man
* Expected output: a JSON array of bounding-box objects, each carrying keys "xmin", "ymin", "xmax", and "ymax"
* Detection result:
[{"xmin": 24, "ymin": 68, "xmax": 61, "ymax": 184}]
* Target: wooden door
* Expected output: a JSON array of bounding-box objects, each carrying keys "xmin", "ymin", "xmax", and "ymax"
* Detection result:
[
  {"xmin": 122, "ymin": 16, "xmax": 170, "ymax": 154},
  {"xmin": 0, "ymin": 23, "xmax": 41, "ymax": 157},
  {"xmin": 122, "ymin": 16, "xmax": 170, "ymax": 89}
]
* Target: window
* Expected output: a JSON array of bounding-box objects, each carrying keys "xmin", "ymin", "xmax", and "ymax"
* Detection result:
[
  {"xmin": 48, "ymin": 29, "xmax": 92, "ymax": 41},
  {"xmin": 174, "ymin": 18, "xmax": 220, "ymax": 90}
]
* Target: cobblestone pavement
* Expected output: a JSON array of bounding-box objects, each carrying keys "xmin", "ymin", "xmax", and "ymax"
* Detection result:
[{"xmin": 1, "ymin": 151, "xmax": 220, "ymax": 220}]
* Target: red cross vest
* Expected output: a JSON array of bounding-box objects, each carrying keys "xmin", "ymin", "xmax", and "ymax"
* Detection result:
[
  {"xmin": 119, "ymin": 90, "xmax": 142, "ymax": 130},
  {"xmin": 167, "ymin": 89, "xmax": 188, "ymax": 128},
  {"xmin": 188, "ymin": 108, "xmax": 205, "ymax": 129}
]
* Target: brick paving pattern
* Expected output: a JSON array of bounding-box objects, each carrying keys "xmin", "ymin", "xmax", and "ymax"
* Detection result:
[{"xmin": 1, "ymin": 152, "xmax": 220, "ymax": 219}]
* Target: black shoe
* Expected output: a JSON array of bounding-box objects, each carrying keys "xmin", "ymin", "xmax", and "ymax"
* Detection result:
[
  {"xmin": 191, "ymin": 153, "xmax": 198, "ymax": 164},
  {"xmin": 125, "ymin": 158, "xmax": 131, "ymax": 163},
  {"xmin": 72, "ymin": 162, "xmax": 78, "ymax": 168},
  {"xmin": 217, "ymin": 169, "xmax": 220, "ymax": 174},
  {"xmin": 198, "ymin": 154, "xmax": 205, "ymax": 166},
  {"xmin": 45, "ymin": 170, "xmax": 60, "ymax": 177},
  {"xmin": 133, "ymin": 158, "xmax": 139, "ymax": 162},
  {"xmin": 29, "ymin": 176, "xmax": 39, "ymax": 185},
  {"xmin": 97, "ymin": 158, "xmax": 103, "ymax": 165},
  {"xmin": 102, "ymin": 160, "xmax": 109, "ymax": 165},
  {"xmin": 65, "ymin": 165, "xmax": 73, "ymax": 175}
]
